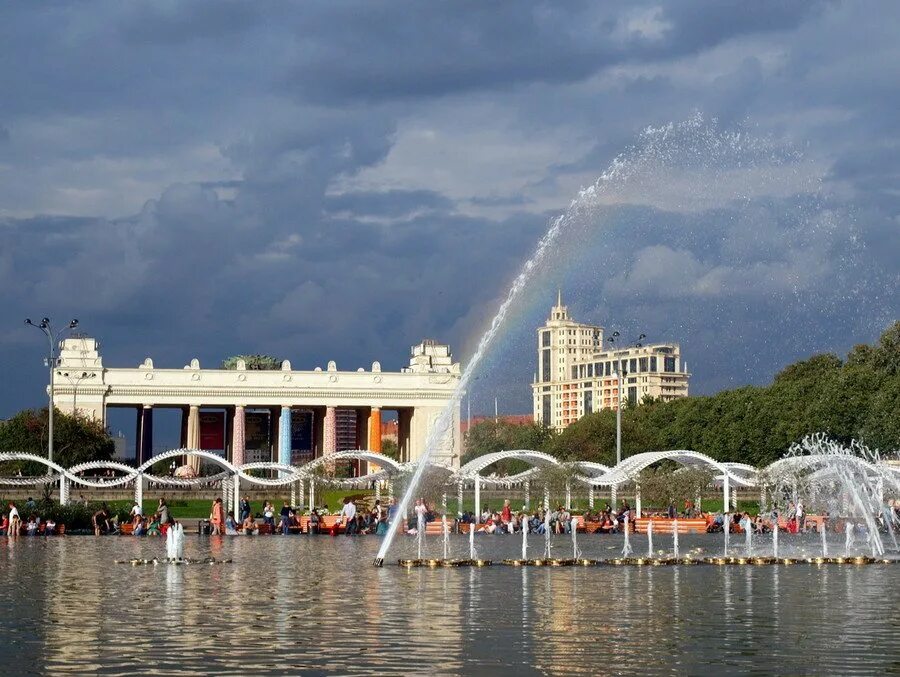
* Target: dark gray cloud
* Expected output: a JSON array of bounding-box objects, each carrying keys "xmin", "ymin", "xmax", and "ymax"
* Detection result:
[{"xmin": 0, "ymin": 0, "xmax": 898, "ymax": 435}]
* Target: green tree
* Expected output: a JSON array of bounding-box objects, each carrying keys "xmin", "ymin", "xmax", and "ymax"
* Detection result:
[
  {"xmin": 0, "ymin": 407, "xmax": 114, "ymax": 471},
  {"xmin": 381, "ymin": 438, "xmax": 399, "ymax": 461},
  {"xmin": 462, "ymin": 420, "xmax": 554, "ymax": 474},
  {"xmin": 221, "ymin": 355, "xmax": 281, "ymax": 370}
]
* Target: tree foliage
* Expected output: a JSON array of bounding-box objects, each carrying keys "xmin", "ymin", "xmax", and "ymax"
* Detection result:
[
  {"xmin": 457, "ymin": 323, "xmax": 899, "ymax": 472},
  {"xmin": 221, "ymin": 355, "xmax": 281, "ymax": 370},
  {"xmin": 551, "ymin": 321, "xmax": 900, "ymax": 466},
  {"xmin": 0, "ymin": 407, "xmax": 114, "ymax": 472}
]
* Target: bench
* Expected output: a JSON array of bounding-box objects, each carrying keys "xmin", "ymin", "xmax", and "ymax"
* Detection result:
[
  {"xmin": 634, "ymin": 518, "xmax": 709, "ymax": 534},
  {"xmin": 298, "ymin": 514, "xmax": 344, "ymax": 534}
]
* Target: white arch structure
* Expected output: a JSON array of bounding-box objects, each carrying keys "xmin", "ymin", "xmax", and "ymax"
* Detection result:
[{"xmin": 2, "ymin": 445, "xmax": 897, "ymax": 519}]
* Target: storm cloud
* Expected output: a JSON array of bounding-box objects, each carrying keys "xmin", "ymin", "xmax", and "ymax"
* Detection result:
[{"xmin": 1, "ymin": 1, "xmax": 897, "ymax": 431}]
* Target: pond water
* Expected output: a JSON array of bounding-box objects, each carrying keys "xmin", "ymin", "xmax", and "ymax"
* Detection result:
[{"xmin": 2, "ymin": 533, "xmax": 898, "ymax": 675}]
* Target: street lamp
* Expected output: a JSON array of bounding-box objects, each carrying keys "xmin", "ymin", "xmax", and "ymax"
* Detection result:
[
  {"xmin": 607, "ymin": 331, "xmax": 646, "ymax": 507},
  {"xmin": 57, "ymin": 370, "xmax": 96, "ymax": 414},
  {"xmin": 24, "ymin": 317, "xmax": 78, "ymax": 464}
]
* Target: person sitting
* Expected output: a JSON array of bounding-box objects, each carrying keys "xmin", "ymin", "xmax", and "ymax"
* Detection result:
[
  {"xmin": 0, "ymin": 514, "xmax": 8, "ymax": 535},
  {"xmin": 26, "ymin": 517, "xmax": 38, "ymax": 535},
  {"xmin": 242, "ymin": 514, "xmax": 259, "ymax": 535},
  {"xmin": 224, "ymin": 511, "xmax": 239, "ymax": 535},
  {"xmin": 133, "ymin": 516, "xmax": 146, "ymax": 536},
  {"xmin": 44, "ymin": 518, "xmax": 57, "ymax": 535},
  {"xmin": 147, "ymin": 515, "xmax": 162, "ymax": 536},
  {"xmin": 263, "ymin": 501, "xmax": 275, "ymax": 528},
  {"xmin": 309, "ymin": 509, "xmax": 321, "ymax": 534}
]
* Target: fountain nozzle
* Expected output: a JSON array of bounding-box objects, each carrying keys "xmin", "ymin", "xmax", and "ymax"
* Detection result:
[{"xmin": 373, "ymin": 557, "xmax": 384, "ymax": 567}]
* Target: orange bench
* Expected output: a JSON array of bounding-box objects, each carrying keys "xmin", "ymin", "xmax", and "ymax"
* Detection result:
[
  {"xmin": 634, "ymin": 518, "xmax": 709, "ymax": 534},
  {"xmin": 298, "ymin": 514, "xmax": 344, "ymax": 534}
]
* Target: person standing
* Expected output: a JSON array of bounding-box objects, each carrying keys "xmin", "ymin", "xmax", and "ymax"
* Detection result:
[
  {"xmin": 210, "ymin": 497, "xmax": 225, "ymax": 535},
  {"xmin": 7, "ymin": 502, "xmax": 21, "ymax": 536},
  {"xmin": 279, "ymin": 501, "xmax": 293, "ymax": 535},
  {"xmin": 239, "ymin": 496, "xmax": 251, "ymax": 522},
  {"xmin": 796, "ymin": 500, "xmax": 805, "ymax": 533},
  {"xmin": 340, "ymin": 498, "xmax": 357, "ymax": 535}
]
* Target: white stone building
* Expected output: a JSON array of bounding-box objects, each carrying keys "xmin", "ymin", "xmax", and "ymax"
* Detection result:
[{"xmin": 52, "ymin": 337, "xmax": 462, "ymax": 469}]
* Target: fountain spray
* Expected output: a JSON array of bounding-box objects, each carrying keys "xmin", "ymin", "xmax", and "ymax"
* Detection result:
[
  {"xmin": 622, "ymin": 515, "xmax": 632, "ymax": 557},
  {"xmin": 724, "ymin": 513, "xmax": 730, "ymax": 557},
  {"xmin": 469, "ymin": 520, "xmax": 475, "ymax": 560},
  {"xmin": 673, "ymin": 519, "xmax": 679, "ymax": 559},
  {"xmin": 442, "ymin": 514, "xmax": 449, "ymax": 560},
  {"xmin": 845, "ymin": 522, "xmax": 854, "ymax": 556},
  {"xmin": 773, "ymin": 520, "xmax": 779, "ymax": 559},
  {"xmin": 647, "ymin": 520, "xmax": 654, "ymax": 557},
  {"xmin": 820, "ymin": 524, "xmax": 828, "ymax": 558},
  {"xmin": 522, "ymin": 518, "xmax": 528, "ymax": 560}
]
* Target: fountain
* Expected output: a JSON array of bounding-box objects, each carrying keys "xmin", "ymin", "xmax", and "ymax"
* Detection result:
[
  {"xmin": 166, "ymin": 522, "xmax": 184, "ymax": 562},
  {"xmin": 469, "ymin": 520, "xmax": 475, "ymax": 560},
  {"xmin": 442, "ymin": 514, "xmax": 449, "ymax": 560},
  {"xmin": 522, "ymin": 517, "xmax": 528, "ymax": 561},
  {"xmin": 741, "ymin": 515, "xmax": 753, "ymax": 556},
  {"xmin": 845, "ymin": 522, "xmax": 854, "ymax": 556},
  {"xmin": 773, "ymin": 520, "xmax": 779, "ymax": 559},
  {"xmin": 571, "ymin": 517, "xmax": 579, "ymax": 560},
  {"xmin": 647, "ymin": 520, "xmax": 654, "ymax": 558},
  {"xmin": 543, "ymin": 501, "xmax": 551, "ymax": 559},
  {"xmin": 723, "ymin": 513, "xmax": 730, "ymax": 557},
  {"xmin": 820, "ymin": 524, "xmax": 828, "ymax": 558},
  {"xmin": 373, "ymin": 114, "xmax": 797, "ymax": 567},
  {"xmin": 672, "ymin": 519, "xmax": 679, "ymax": 559},
  {"xmin": 622, "ymin": 515, "xmax": 633, "ymax": 557},
  {"xmin": 417, "ymin": 509, "xmax": 425, "ymax": 560}
]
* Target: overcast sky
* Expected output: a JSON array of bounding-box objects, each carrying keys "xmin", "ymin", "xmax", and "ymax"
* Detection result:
[{"xmin": 1, "ymin": 1, "xmax": 898, "ymax": 424}]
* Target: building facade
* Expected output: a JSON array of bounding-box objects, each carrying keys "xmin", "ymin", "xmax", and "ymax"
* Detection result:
[
  {"xmin": 51, "ymin": 337, "xmax": 462, "ymax": 469},
  {"xmin": 532, "ymin": 293, "xmax": 690, "ymax": 430}
]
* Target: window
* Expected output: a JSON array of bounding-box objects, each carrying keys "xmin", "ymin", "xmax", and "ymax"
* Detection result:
[
  {"xmin": 587, "ymin": 363, "xmax": 593, "ymax": 378},
  {"xmin": 542, "ymin": 349, "xmax": 551, "ymax": 381},
  {"xmin": 629, "ymin": 358, "xmax": 637, "ymax": 373},
  {"xmin": 572, "ymin": 366, "xmax": 578, "ymax": 379},
  {"xmin": 650, "ymin": 356, "xmax": 657, "ymax": 372},
  {"xmin": 542, "ymin": 395, "xmax": 552, "ymax": 424},
  {"xmin": 664, "ymin": 357, "xmax": 676, "ymax": 373},
  {"xmin": 639, "ymin": 357, "xmax": 648, "ymax": 372},
  {"xmin": 605, "ymin": 362, "xmax": 611, "ymax": 376},
  {"xmin": 542, "ymin": 331, "xmax": 551, "ymax": 347},
  {"xmin": 628, "ymin": 386, "xmax": 637, "ymax": 404},
  {"xmin": 584, "ymin": 390, "xmax": 593, "ymax": 415}
]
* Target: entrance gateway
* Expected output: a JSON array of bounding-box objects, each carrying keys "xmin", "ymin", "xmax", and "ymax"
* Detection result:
[{"xmin": 51, "ymin": 337, "xmax": 462, "ymax": 470}]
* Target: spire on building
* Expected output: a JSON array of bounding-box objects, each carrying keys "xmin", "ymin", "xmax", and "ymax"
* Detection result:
[
  {"xmin": 557, "ymin": 288, "xmax": 562, "ymax": 307},
  {"xmin": 550, "ymin": 289, "xmax": 568, "ymax": 321}
]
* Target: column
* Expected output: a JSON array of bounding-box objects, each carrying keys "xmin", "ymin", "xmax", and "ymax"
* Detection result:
[
  {"xmin": 324, "ymin": 407, "xmax": 337, "ymax": 454},
  {"xmin": 324, "ymin": 406, "xmax": 337, "ymax": 473},
  {"xmin": 187, "ymin": 405, "xmax": 200, "ymax": 471},
  {"xmin": 723, "ymin": 476, "xmax": 730, "ymax": 513},
  {"xmin": 589, "ymin": 486, "xmax": 595, "ymax": 509},
  {"xmin": 179, "ymin": 406, "xmax": 188, "ymax": 448},
  {"xmin": 457, "ymin": 481, "xmax": 464, "ymax": 517},
  {"xmin": 565, "ymin": 481, "xmax": 571, "ymax": 510},
  {"xmin": 232, "ymin": 405, "xmax": 246, "ymax": 467},
  {"xmin": 279, "ymin": 406, "xmax": 292, "ymax": 466},
  {"xmin": 368, "ymin": 407, "xmax": 382, "ymax": 452},
  {"xmin": 134, "ymin": 472, "xmax": 143, "ymax": 507},
  {"xmin": 524, "ymin": 480, "xmax": 530, "ymax": 510}
]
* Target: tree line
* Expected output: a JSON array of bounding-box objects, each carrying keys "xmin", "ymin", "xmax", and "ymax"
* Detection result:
[{"xmin": 465, "ymin": 321, "xmax": 900, "ymax": 469}]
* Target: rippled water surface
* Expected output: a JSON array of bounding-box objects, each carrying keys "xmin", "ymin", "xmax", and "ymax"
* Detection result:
[{"xmin": 2, "ymin": 533, "xmax": 899, "ymax": 675}]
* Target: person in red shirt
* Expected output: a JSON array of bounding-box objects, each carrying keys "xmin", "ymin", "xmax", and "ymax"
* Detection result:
[{"xmin": 501, "ymin": 499, "xmax": 513, "ymax": 533}]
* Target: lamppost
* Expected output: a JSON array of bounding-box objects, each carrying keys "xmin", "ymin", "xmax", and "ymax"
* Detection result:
[
  {"xmin": 24, "ymin": 317, "xmax": 79, "ymax": 464},
  {"xmin": 57, "ymin": 370, "xmax": 96, "ymax": 414},
  {"xmin": 607, "ymin": 331, "xmax": 645, "ymax": 507}
]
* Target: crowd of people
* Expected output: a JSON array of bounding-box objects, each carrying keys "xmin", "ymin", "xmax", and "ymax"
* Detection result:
[{"xmin": 0, "ymin": 499, "xmax": 58, "ymax": 536}]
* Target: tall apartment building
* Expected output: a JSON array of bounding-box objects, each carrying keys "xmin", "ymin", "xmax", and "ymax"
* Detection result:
[{"xmin": 532, "ymin": 292, "xmax": 690, "ymax": 430}]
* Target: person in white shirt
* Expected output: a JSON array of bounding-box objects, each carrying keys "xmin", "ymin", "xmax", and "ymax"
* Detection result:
[
  {"xmin": 340, "ymin": 498, "xmax": 357, "ymax": 535},
  {"xmin": 7, "ymin": 503, "xmax": 20, "ymax": 535},
  {"xmin": 130, "ymin": 502, "xmax": 143, "ymax": 518}
]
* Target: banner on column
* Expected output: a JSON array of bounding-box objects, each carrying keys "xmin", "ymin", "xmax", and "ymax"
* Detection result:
[
  {"xmin": 244, "ymin": 411, "xmax": 271, "ymax": 463},
  {"xmin": 291, "ymin": 409, "xmax": 314, "ymax": 465},
  {"xmin": 199, "ymin": 411, "xmax": 225, "ymax": 455}
]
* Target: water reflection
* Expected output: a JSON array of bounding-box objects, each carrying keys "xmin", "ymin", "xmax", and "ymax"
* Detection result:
[{"xmin": 0, "ymin": 535, "xmax": 898, "ymax": 675}]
